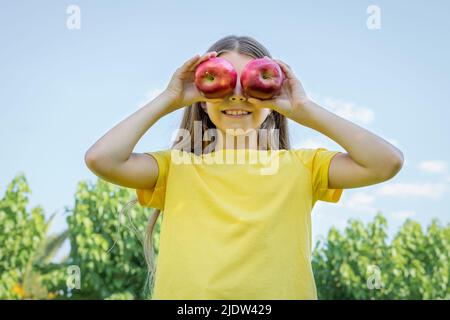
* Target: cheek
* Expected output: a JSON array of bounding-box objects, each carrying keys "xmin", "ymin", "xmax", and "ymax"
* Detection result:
[
  {"xmin": 253, "ymin": 109, "xmax": 270, "ymax": 118},
  {"xmin": 206, "ymin": 107, "xmax": 223, "ymax": 124},
  {"xmin": 251, "ymin": 109, "xmax": 272, "ymax": 125}
]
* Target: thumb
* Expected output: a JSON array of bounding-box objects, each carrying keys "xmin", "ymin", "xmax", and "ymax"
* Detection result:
[
  {"xmin": 205, "ymin": 98, "xmax": 224, "ymax": 103},
  {"xmin": 248, "ymin": 97, "xmax": 260, "ymax": 105},
  {"xmin": 248, "ymin": 97, "xmax": 266, "ymax": 108}
]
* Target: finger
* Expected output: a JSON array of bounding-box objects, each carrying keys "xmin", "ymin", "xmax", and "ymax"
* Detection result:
[
  {"xmin": 263, "ymin": 56, "xmax": 287, "ymax": 80},
  {"xmin": 201, "ymin": 97, "xmax": 223, "ymax": 104},
  {"xmin": 201, "ymin": 50, "xmax": 218, "ymax": 61},
  {"xmin": 177, "ymin": 54, "xmax": 201, "ymax": 76},
  {"xmin": 273, "ymin": 59, "xmax": 294, "ymax": 79},
  {"xmin": 274, "ymin": 59, "xmax": 293, "ymax": 75},
  {"xmin": 184, "ymin": 54, "xmax": 201, "ymax": 68},
  {"xmin": 247, "ymin": 97, "xmax": 267, "ymax": 108},
  {"xmin": 190, "ymin": 51, "xmax": 218, "ymax": 71},
  {"xmin": 273, "ymin": 58, "xmax": 291, "ymax": 70},
  {"xmin": 247, "ymin": 97, "xmax": 260, "ymax": 104},
  {"xmin": 179, "ymin": 53, "xmax": 212, "ymax": 79},
  {"xmin": 248, "ymin": 97, "xmax": 280, "ymax": 111}
]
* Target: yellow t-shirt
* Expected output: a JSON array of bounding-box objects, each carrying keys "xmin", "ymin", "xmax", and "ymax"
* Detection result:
[{"xmin": 136, "ymin": 148, "xmax": 343, "ymax": 300}]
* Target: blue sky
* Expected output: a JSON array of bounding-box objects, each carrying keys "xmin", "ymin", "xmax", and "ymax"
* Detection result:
[{"xmin": 1, "ymin": 1, "xmax": 449, "ymax": 257}]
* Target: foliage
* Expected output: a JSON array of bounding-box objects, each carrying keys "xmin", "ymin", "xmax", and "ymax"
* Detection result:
[
  {"xmin": 65, "ymin": 179, "xmax": 157, "ymax": 299},
  {"xmin": 0, "ymin": 174, "xmax": 67, "ymax": 299},
  {"xmin": 312, "ymin": 213, "xmax": 450, "ymax": 299},
  {"xmin": 1, "ymin": 174, "xmax": 448, "ymax": 299}
]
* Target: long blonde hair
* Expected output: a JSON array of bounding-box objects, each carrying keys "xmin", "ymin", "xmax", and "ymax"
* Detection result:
[{"xmin": 143, "ymin": 34, "xmax": 291, "ymax": 297}]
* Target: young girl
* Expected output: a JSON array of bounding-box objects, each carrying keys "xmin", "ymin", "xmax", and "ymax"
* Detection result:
[{"xmin": 85, "ymin": 35, "xmax": 404, "ymax": 300}]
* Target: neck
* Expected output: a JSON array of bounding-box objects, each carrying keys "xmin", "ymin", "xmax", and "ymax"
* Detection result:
[{"xmin": 213, "ymin": 129, "xmax": 260, "ymax": 151}]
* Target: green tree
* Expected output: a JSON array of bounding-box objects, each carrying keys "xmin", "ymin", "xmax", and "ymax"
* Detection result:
[
  {"xmin": 0, "ymin": 174, "xmax": 67, "ymax": 299},
  {"xmin": 65, "ymin": 179, "xmax": 160, "ymax": 299},
  {"xmin": 312, "ymin": 213, "xmax": 450, "ymax": 299},
  {"xmin": 2, "ymin": 174, "xmax": 448, "ymax": 300}
]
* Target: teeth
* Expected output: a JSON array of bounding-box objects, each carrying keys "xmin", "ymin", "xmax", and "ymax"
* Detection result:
[{"xmin": 224, "ymin": 110, "xmax": 250, "ymax": 115}]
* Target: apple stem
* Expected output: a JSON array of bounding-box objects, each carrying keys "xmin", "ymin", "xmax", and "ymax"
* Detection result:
[{"xmin": 205, "ymin": 72, "xmax": 215, "ymax": 82}]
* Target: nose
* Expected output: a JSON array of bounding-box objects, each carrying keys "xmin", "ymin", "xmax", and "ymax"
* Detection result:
[{"xmin": 228, "ymin": 80, "xmax": 247, "ymax": 103}]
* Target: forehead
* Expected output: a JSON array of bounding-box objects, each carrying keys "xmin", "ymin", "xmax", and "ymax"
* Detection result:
[{"xmin": 219, "ymin": 51, "xmax": 254, "ymax": 72}]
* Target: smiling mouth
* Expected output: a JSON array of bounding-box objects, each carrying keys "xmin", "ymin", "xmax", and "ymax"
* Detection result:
[{"xmin": 221, "ymin": 110, "xmax": 253, "ymax": 117}]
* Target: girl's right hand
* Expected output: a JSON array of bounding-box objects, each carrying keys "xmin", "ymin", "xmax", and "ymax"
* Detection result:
[{"xmin": 163, "ymin": 51, "xmax": 224, "ymax": 111}]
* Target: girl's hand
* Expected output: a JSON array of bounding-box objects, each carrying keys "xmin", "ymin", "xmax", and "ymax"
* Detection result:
[
  {"xmin": 163, "ymin": 52, "xmax": 224, "ymax": 112},
  {"xmin": 247, "ymin": 58, "xmax": 311, "ymax": 122}
]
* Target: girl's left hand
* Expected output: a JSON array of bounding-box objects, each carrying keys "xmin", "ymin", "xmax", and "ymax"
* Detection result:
[{"xmin": 247, "ymin": 58, "xmax": 310, "ymax": 122}]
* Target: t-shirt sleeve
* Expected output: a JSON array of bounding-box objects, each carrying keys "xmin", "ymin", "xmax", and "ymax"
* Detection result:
[
  {"xmin": 135, "ymin": 149, "xmax": 172, "ymax": 210},
  {"xmin": 295, "ymin": 147, "xmax": 344, "ymax": 205}
]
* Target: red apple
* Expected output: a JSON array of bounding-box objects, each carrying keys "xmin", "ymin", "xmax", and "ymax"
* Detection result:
[
  {"xmin": 194, "ymin": 57, "xmax": 238, "ymax": 99},
  {"xmin": 240, "ymin": 57, "xmax": 284, "ymax": 100}
]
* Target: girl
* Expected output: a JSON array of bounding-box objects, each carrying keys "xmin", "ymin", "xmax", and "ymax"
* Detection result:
[{"xmin": 85, "ymin": 35, "xmax": 404, "ymax": 300}]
